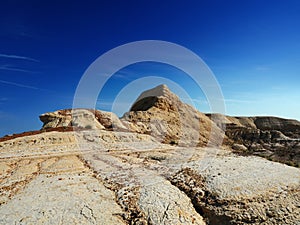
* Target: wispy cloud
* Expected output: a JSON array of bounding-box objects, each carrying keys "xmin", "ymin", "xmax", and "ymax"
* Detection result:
[
  {"xmin": 0, "ymin": 65, "xmax": 35, "ymax": 73},
  {"xmin": 0, "ymin": 53, "xmax": 39, "ymax": 62},
  {"xmin": 0, "ymin": 79, "xmax": 41, "ymax": 90},
  {"xmin": 112, "ymin": 70, "xmax": 137, "ymax": 79}
]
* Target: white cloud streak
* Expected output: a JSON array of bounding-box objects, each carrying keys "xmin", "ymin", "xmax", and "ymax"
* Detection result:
[
  {"xmin": 0, "ymin": 79, "xmax": 40, "ymax": 90},
  {"xmin": 0, "ymin": 53, "xmax": 39, "ymax": 62},
  {"xmin": 0, "ymin": 65, "xmax": 35, "ymax": 73}
]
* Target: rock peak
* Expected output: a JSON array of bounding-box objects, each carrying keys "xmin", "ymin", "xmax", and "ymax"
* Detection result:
[
  {"xmin": 135, "ymin": 84, "xmax": 171, "ymax": 101},
  {"xmin": 129, "ymin": 84, "xmax": 178, "ymax": 112},
  {"xmin": 154, "ymin": 84, "xmax": 169, "ymax": 91}
]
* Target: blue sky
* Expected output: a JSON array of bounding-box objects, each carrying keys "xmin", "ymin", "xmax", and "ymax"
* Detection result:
[{"xmin": 0, "ymin": 0, "xmax": 300, "ymax": 136}]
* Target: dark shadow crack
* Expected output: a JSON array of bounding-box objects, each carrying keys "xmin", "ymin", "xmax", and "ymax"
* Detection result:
[
  {"xmin": 161, "ymin": 203, "xmax": 170, "ymax": 223},
  {"xmin": 169, "ymin": 168, "xmax": 232, "ymax": 225},
  {"xmin": 80, "ymin": 205, "xmax": 96, "ymax": 223}
]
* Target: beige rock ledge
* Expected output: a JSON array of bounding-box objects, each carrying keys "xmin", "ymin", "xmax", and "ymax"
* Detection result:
[
  {"xmin": 0, "ymin": 173, "xmax": 125, "ymax": 224},
  {"xmin": 171, "ymin": 155, "xmax": 300, "ymax": 225}
]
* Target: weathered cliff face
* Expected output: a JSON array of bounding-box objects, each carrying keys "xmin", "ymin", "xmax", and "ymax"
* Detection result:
[
  {"xmin": 207, "ymin": 114, "xmax": 300, "ymax": 167},
  {"xmin": 207, "ymin": 114, "xmax": 300, "ymax": 138},
  {"xmin": 254, "ymin": 116, "xmax": 300, "ymax": 138},
  {"xmin": 122, "ymin": 84, "xmax": 224, "ymax": 146}
]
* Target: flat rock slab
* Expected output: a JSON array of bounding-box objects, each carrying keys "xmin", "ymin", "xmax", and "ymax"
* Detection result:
[
  {"xmin": 0, "ymin": 169, "xmax": 125, "ymax": 225},
  {"xmin": 172, "ymin": 155, "xmax": 300, "ymax": 224},
  {"xmin": 193, "ymin": 155, "xmax": 300, "ymax": 200}
]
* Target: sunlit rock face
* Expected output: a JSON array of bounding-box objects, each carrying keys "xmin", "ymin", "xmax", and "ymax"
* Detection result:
[
  {"xmin": 40, "ymin": 109, "xmax": 127, "ymax": 131},
  {"xmin": 39, "ymin": 85, "xmax": 225, "ymax": 147},
  {"xmin": 122, "ymin": 84, "xmax": 224, "ymax": 146},
  {"xmin": 71, "ymin": 109, "xmax": 105, "ymax": 130}
]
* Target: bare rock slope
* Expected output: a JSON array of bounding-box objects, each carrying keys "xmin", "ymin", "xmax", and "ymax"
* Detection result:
[
  {"xmin": 122, "ymin": 84, "xmax": 224, "ymax": 146},
  {"xmin": 0, "ymin": 84, "xmax": 300, "ymax": 224}
]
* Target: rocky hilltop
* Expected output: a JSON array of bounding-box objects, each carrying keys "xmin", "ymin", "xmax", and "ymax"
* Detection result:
[
  {"xmin": 122, "ymin": 84, "xmax": 224, "ymax": 146},
  {"xmin": 39, "ymin": 85, "xmax": 224, "ymax": 147},
  {"xmin": 0, "ymin": 84, "xmax": 300, "ymax": 224}
]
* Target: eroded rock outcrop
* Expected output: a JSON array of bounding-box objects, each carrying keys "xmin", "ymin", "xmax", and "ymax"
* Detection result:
[
  {"xmin": 122, "ymin": 84, "xmax": 224, "ymax": 146},
  {"xmin": 254, "ymin": 116, "xmax": 300, "ymax": 135},
  {"xmin": 39, "ymin": 85, "xmax": 225, "ymax": 147},
  {"xmin": 207, "ymin": 113, "xmax": 300, "ymax": 167},
  {"xmin": 40, "ymin": 109, "xmax": 127, "ymax": 131}
]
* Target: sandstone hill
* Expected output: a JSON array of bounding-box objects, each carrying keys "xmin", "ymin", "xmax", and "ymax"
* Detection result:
[
  {"xmin": 122, "ymin": 84, "xmax": 225, "ymax": 146},
  {"xmin": 0, "ymin": 84, "xmax": 299, "ymax": 224}
]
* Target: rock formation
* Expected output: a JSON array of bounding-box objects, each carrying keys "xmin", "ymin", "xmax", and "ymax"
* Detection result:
[
  {"xmin": 39, "ymin": 85, "xmax": 225, "ymax": 147},
  {"xmin": 207, "ymin": 114, "xmax": 300, "ymax": 167},
  {"xmin": 40, "ymin": 109, "xmax": 127, "ymax": 131},
  {"xmin": 122, "ymin": 84, "xmax": 224, "ymax": 146},
  {"xmin": 0, "ymin": 84, "xmax": 300, "ymax": 224}
]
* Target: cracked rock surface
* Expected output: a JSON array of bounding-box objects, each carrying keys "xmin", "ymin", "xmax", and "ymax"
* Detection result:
[
  {"xmin": 171, "ymin": 156, "xmax": 300, "ymax": 225},
  {"xmin": 1, "ymin": 85, "xmax": 300, "ymax": 224},
  {"xmin": 0, "ymin": 155, "xmax": 125, "ymax": 224},
  {"xmin": 1, "ymin": 130, "xmax": 299, "ymax": 224}
]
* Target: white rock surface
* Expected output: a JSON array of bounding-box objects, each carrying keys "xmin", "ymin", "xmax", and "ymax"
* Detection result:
[
  {"xmin": 0, "ymin": 173, "xmax": 125, "ymax": 224},
  {"xmin": 0, "ymin": 129, "xmax": 300, "ymax": 224}
]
